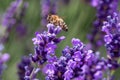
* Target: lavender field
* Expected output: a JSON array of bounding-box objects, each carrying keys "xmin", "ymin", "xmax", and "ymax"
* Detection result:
[{"xmin": 0, "ymin": 0, "xmax": 120, "ymax": 80}]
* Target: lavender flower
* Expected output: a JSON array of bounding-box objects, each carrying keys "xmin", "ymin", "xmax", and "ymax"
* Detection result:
[
  {"xmin": 90, "ymin": 0, "xmax": 99, "ymax": 7},
  {"xmin": 0, "ymin": 53, "xmax": 10, "ymax": 79},
  {"xmin": 30, "ymin": 23, "xmax": 112, "ymax": 79},
  {"xmin": 31, "ymin": 23, "xmax": 65, "ymax": 66},
  {"xmin": 2, "ymin": 0, "xmax": 21, "ymax": 28},
  {"xmin": 43, "ymin": 38, "xmax": 108, "ymax": 80},
  {"xmin": 43, "ymin": 63, "xmax": 57, "ymax": 80},
  {"xmin": 24, "ymin": 21, "xmax": 120, "ymax": 80},
  {"xmin": 41, "ymin": 0, "xmax": 58, "ymax": 26},
  {"xmin": 17, "ymin": 56, "xmax": 40, "ymax": 80},
  {"xmin": 17, "ymin": 56, "xmax": 32, "ymax": 80},
  {"xmin": 1, "ymin": 0, "xmax": 28, "ymax": 42},
  {"xmin": 24, "ymin": 66, "xmax": 40, "ymax": 80},
  {"xmin": 102, "ymin": 12, "xmax": 120, "ymax": 69},
  {"xmin": 88, "ymin": 0, "xmax": 118, "ymax": 51}
]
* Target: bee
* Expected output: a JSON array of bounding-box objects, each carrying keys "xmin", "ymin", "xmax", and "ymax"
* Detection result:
[{"xmin": 47, "ymin": 14, "xmax": 68, "ymax": 31}]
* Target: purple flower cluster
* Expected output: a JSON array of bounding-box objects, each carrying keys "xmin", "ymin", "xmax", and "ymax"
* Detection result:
[
  {"xmin": 17, "ymin": 56, "xmax": 40, "ymax": 80},
  {"xmin": 41, "ymin": 0, "xmax": 58, "ymax": 26},
  {"xmin": 2, "ymin": 0, "xmax": 28, "ymax": 42},
  {"xmin": 29, "ymin": 23, "xmax": 119, "ymax": 80},
  {"xmin": 17, "ymin": 18, "xmax": 120, "ymax": 79},
  {"xmin": 17, "ymin": 56, "xmax": 32, "ymax": 80},
  {"xmin": 0, "ymin": 53, "xmax": 10, "ymax": 79},
  {"xmin": 43, "ymin": 38, "xmax": 108, "ymax": 80},
  {"xmin": 14, "ymin": 0, "xmax": 120, "ymax": 79},
  {"xmin": 2, "ymin": 0, "xmax": 21, "ymax": 28},
  {"xmin": 17, "ymin": 24, "xmax": 65, "ymax": 80},
  {"xmin": 24, "ymin": 67, "xmax": 40, "ymax": 80},
  {"xmin": 31, "ymin": 23, "xmax": 65, "ymax": 65},
  {"xmin": 102, "ymin": 12, "xmax": 120, "ymax": 69},
  {"xmin": 88, "ymin": 0, "xmax": 118, "ymax": 50},
  {"xmin": 90, "ymin": 0, "xmax": 99, "ymax": 7}
]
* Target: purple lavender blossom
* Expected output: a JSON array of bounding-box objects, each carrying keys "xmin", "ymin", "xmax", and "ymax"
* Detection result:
[
  {"xmin": 88, "ymin": 0, "xmax": 118, "ymax": 51},
  {"xmin": 1, "ymin": 0, "xmax": 28, "ymax": 42},
  {"xmin": 26, "ymin": 21, "xmax": 120, "ymax": 79},
  {"xmin": 2, "ymin": 0, "xmax": 21, "ymax": 28},
  {"xmin": 41, "ymin": 0, "xmax": 58, "ymax": 26},
  {"xmin": 43, "ymin": 38, "xmax": 108, "ymax": 80},
  {"xmin": 102, "ymin": 12, "xmax": 120, "ymax": 69},
  {"xmin": 31, "ymin": 23, "xmax": 65, "ymax": 66},
  {"xmin": 17, "ymin": 56, "xmax": 32, "ymax": 80},
  {"xmin": 17, "ymin": 56, "xmax": 40, "ymax": 80},
  {"xmin": 90, "ymin": 0, "xmax": 99, "ymax": 7},
  {"xmin": 43, "ymin": 63, "xmax": 57, "ymax": 79},
  {"xmin": 0, "ymin": 53, "xmax": 10, "ymax": 79},
  {"xmin": 24, "ymin": 66, "xmax": 40, "ymax": 80}
]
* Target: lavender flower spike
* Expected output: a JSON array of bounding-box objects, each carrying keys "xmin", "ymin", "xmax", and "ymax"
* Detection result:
[
  {"xmin": 17, "ymin": 56, "xmax": 40, "ymax": 80},
  {"xmin": 88, "ymin": 0, "xmax": 118, "ymax": 51},
  {"xmin": 102, "ymin": 12, "xmax": 120, "ymax": 69},
  {"xmin": 17, "ymin": 56, "xmax": 32, "ymax": 80},
  {"xmin": 43, "ymin": 38, "xmax": 108, "ymax": 80},
  {"xmin": 2, "ymin": 0, "xmax": 22, "ymax": 28},
  {"xmin": 102, "ymin": 13, "xmax": 120, "ymax": 59},
  {"xmin": 24, "ymin": 66, "xmax": 40, "ymax": 80},
  {"xmin": 1, "ymin": 0, "xmax": 28, "ymax": 42},
  {"xmin": 31, "ymin": 23, "xmax": 65, "ymax": 66}
]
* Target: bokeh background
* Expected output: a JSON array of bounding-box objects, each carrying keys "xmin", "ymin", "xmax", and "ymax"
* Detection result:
[{"xmin": 0, "ymin": 0, "xmax": 120, "ymax": 80}]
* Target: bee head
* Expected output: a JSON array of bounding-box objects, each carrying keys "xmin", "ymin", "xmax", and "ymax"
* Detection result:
[{"xmin": 63, "ymin": 25, "xmax": 68, "ymax": 32}]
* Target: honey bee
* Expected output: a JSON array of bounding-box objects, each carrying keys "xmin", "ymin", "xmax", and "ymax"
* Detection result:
[{"xmin": 47, "ymin": 14, "xmax": 68, "ymax": 31}]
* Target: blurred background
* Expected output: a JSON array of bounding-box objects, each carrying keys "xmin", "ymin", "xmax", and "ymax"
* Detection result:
[{"xmin": 1, "ymin": 0, "xmax": 118, "ymax": 80}]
